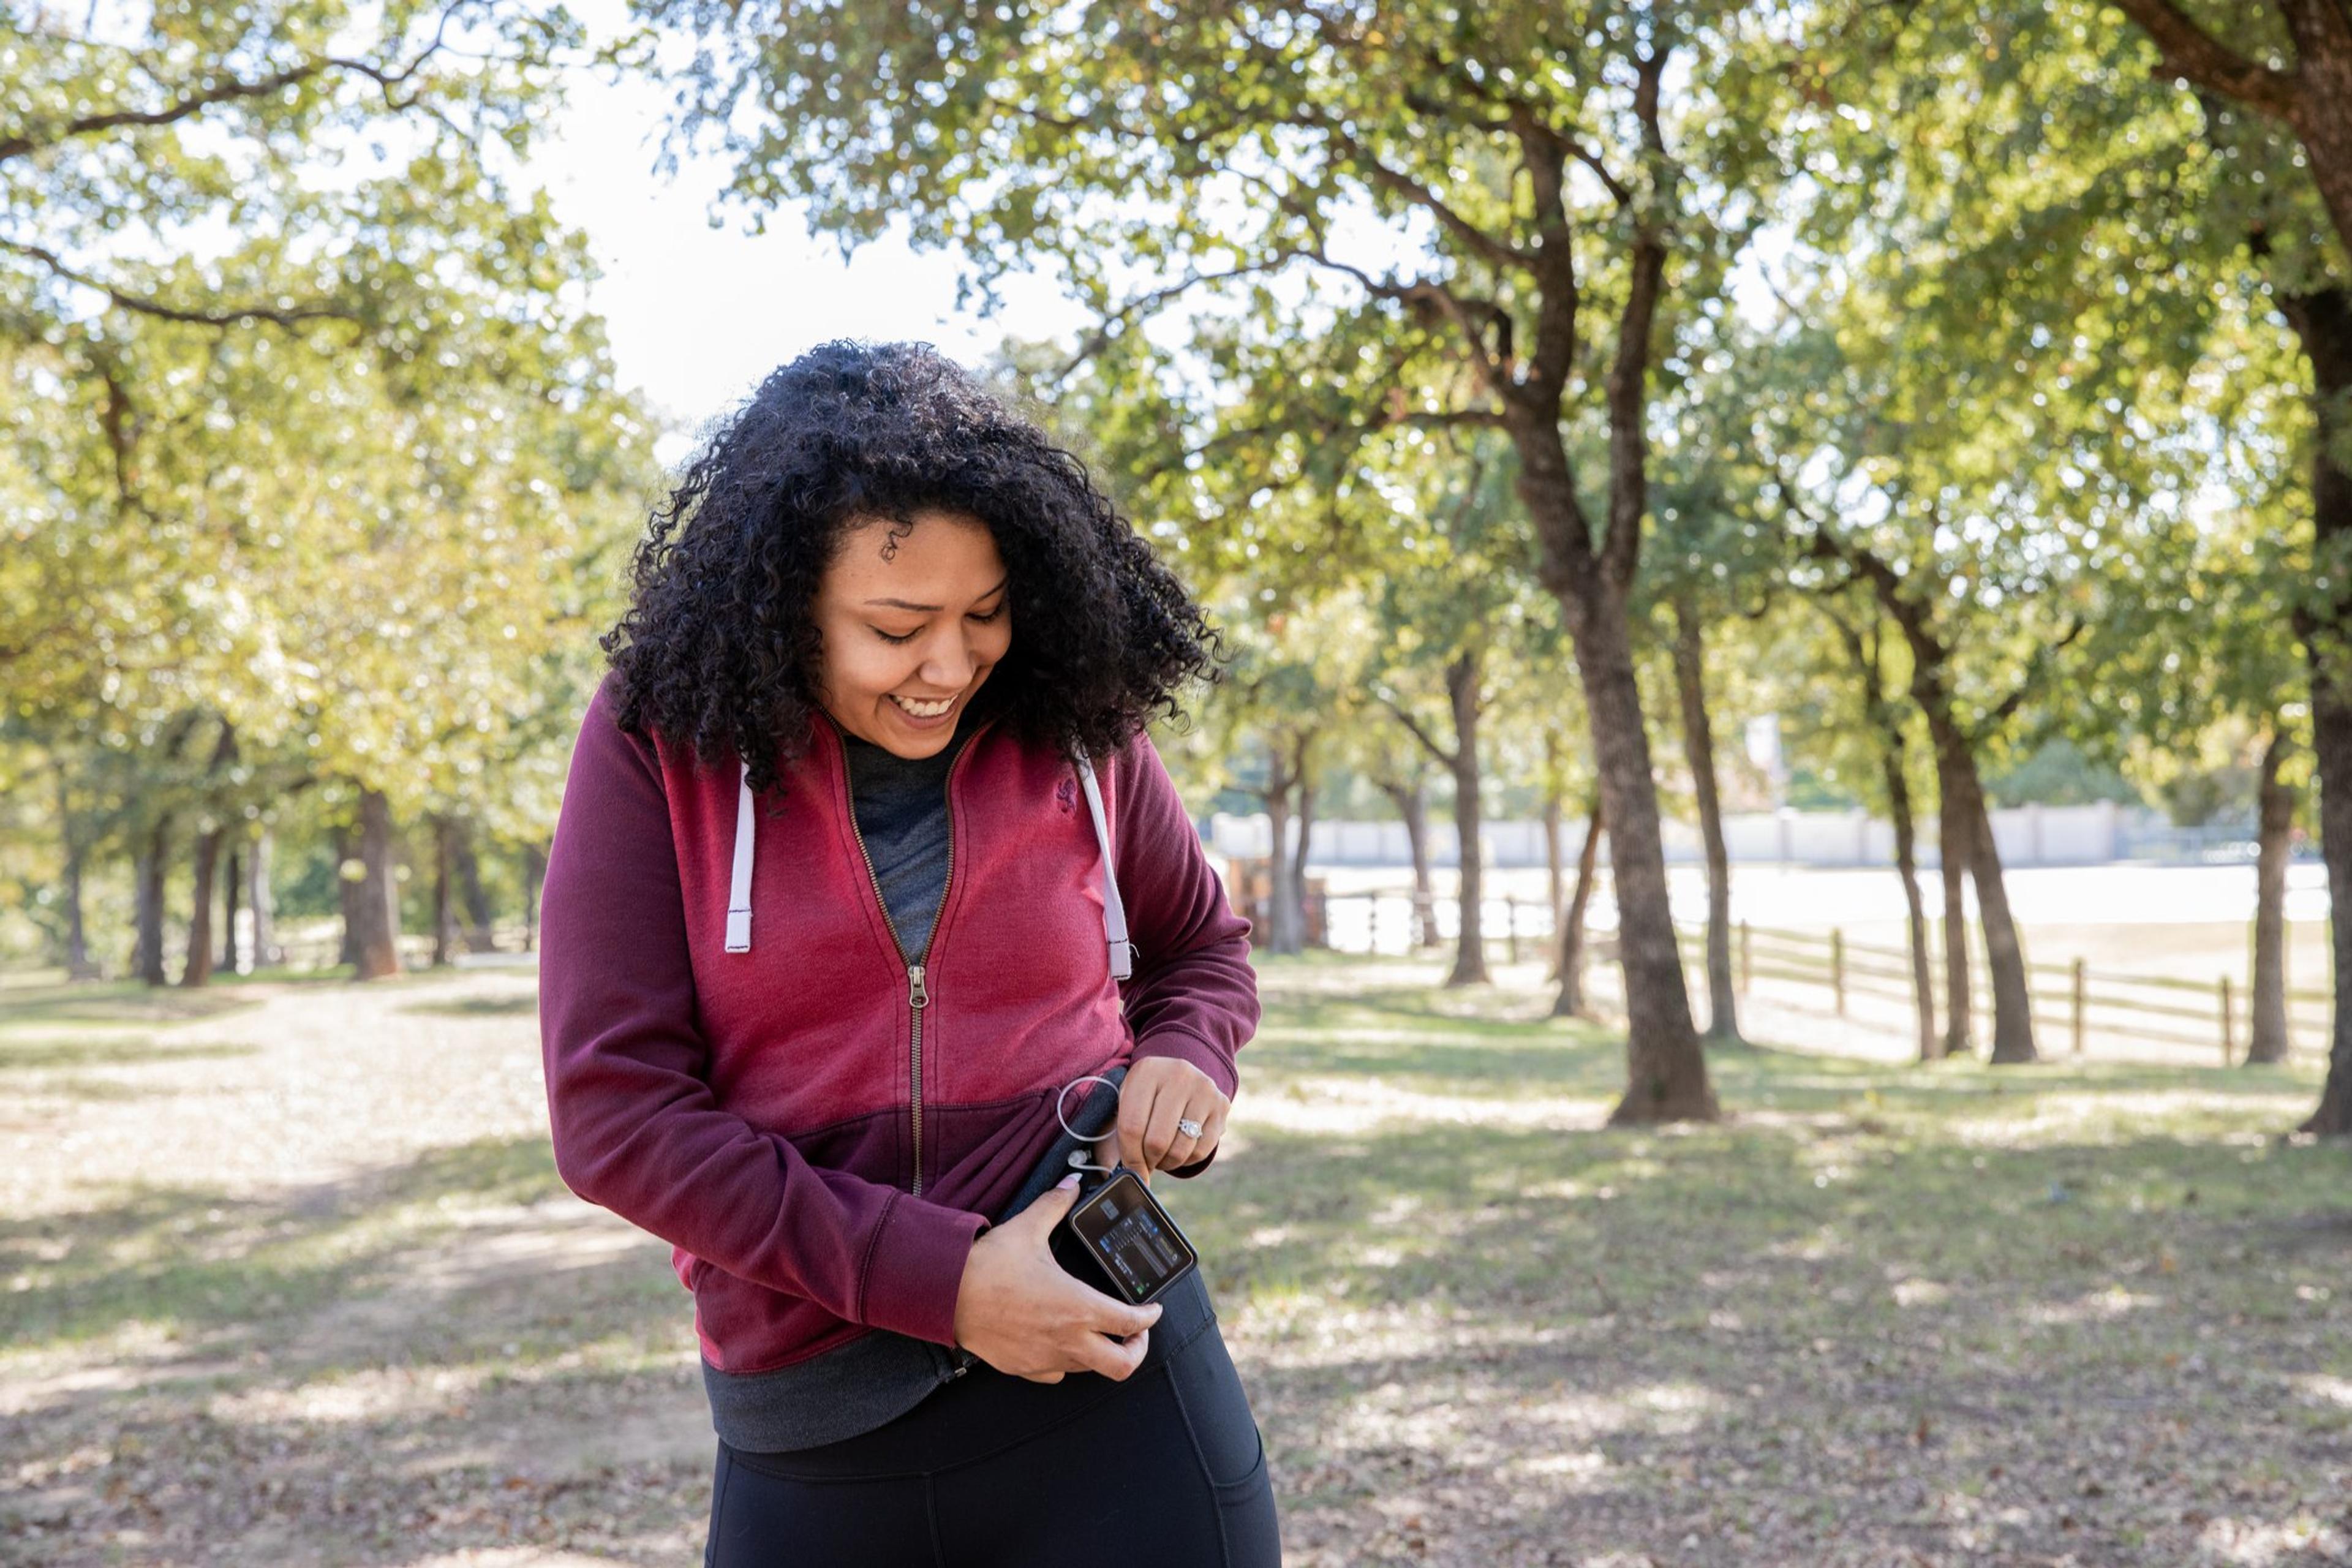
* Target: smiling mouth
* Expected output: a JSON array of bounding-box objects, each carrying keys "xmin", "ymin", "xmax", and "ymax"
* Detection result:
[{"xmin": 889, "ymin": 693, "xmax": 957, "ymax": 718}]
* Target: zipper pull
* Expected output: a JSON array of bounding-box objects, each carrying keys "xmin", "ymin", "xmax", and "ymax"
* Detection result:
[{"xmin": 908, "ymin": 963, "xmax": 929, "ymax": 1009}]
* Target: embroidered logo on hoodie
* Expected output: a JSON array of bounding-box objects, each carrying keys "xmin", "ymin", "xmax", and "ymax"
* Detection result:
[{"xmin": 1056, "ymin": 777, "xmax": 1079, "ymax": 812}]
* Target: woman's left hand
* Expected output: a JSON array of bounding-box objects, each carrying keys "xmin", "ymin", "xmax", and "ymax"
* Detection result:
[{"xmin": 1090, "ymin": 1055, "xmax": 1228, "ymax": 1186}]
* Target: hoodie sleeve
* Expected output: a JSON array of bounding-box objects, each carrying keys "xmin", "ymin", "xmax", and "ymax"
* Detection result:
[
  {"xmin": 538, "ymin": 679, "xmax": 985, "ymax": 1348},
  {"xmin": 1110, "ymin": 729, "xmax": 1261, "ymax": 1175}
]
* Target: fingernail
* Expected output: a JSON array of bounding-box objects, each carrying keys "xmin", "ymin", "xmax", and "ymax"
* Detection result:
[{"xmin": 1057, "ymin": 1172, "xmax": 1080, "ymax": 1189}]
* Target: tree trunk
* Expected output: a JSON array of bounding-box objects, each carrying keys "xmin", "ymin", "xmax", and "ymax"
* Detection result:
[
  {"xmin": 1552, "ymin": 786, "xmax": 1605, "ymax": 1020},
  {"xmin": 432, "ymin": 815, "xmax": 458, "ymax": 967},
  {"xmin": 1879, "ymin": 721, "xmax": 1937, "ymax": 1062},
  {"xmin": 1542, "ymin": 792, "xmax": 1564, "ymax": 965},
  {"xmin": 1542, "ymin": 729, "xmax": 1567, "ymax": 974},
  {"xmin": 1289, "ymin": 733, "xmax": 1316, "ymax": 949},
  {"xmin": 336, "ymin": 820, "xmax": 364, "ymax": 969},
  {"xmin": 1673, "ymin": 605, "xmax": 1741, "ymax": 1042},
  {"xmin": 221, "ymin": 840, "xmax": 243, "ymax": 975},
  {"xmin": 2282, "ymin": 285, "xmax": 2352, "ymax": 1133},
  {"xmin": 1264, "ymin": 774, "xmax": 1299, "ymax": 957},
  {"xmin": 135, "ymin": 813, "xmax": 172, "ymax": 986},
  {"xmin": 1378, "ymin": 777, "xmax": 1438, "ymax": 949},
  {"xmin": 1937, "ymin": 725, "xmax": 2037, "ymax": 1063},
  {"xmin": 2302, "ymin": 654, "xmax": 2352, "ymax": 1131},
  {"xmin": 1446, "ymin": 649, "xmax": 1489, "ymax": 987},
  {"xmin": 1938, "ymin": 790, "xmax": 1973, "ymax": 1058},
  {"xmin": 1554, "ymin": 576, "xmax": 1713, "ymax": 1120},
  {"xmin": 183, "ymin": 825, "xmax": 222, "ymax": 987},
  {"xmin": 1506, "ymin": 161, "xmax": 1713, "ymax": 1121},
  {"xmin": 522, "ymin": 842, "xmax": 545, "ymax": 952},
  {"xmin": 53, "ymin": 766, "xmax": 98, "ymax": 979},
  {"xmin": 349, "ymin": 786, "xmax": 402, "ymax": 980},
  {"xmin": 249, "ymin": 828, "xmax": 280, "ymax": 967},
  {"xmin": 181, "ymin": 717, "xmax": 239, "ymax": 987},
  {"xmin": 2246, "ymin": 728, "xmax": 2295, "ymax": 1066},
  {"xmin": 451, "ymin": 821, "xmax": 498, "ymax": 952}
]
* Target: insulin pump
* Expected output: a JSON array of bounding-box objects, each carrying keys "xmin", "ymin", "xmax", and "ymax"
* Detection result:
[{"xmin": 1050, "ymin": 1076, "xmax": 1201, "ymax": 1307}]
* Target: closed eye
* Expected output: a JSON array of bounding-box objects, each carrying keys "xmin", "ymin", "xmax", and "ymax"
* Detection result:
[{"xmin": 872, "ymin": 604, "xmax": 1005, "ymax": 645}]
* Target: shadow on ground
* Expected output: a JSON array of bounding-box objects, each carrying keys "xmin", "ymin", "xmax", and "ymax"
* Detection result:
[{"xmin": 2, "ymin": 1134, "xmax": 709, "ymax": 1566}]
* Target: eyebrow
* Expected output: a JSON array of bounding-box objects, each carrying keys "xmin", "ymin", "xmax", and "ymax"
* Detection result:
[{"xmin": 862, "ymin": 576, "xmax": 1010, "ymax": 613}]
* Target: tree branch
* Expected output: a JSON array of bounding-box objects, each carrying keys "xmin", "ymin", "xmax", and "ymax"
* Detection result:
[
  {"xmin": 1294, "ymin": 243, "xmax": 1510, "ymax": 391},
  {"xmin": 2104, "ymin": 0, "xmax": 2302, "ymax": 118},
  {"xmin": 1287, "ymin": 104, "xmax": 1530, "ymax": 276},
  {"xmin": 1379, "ymin": 696, "xmax": 1460, "ymax": 769},
  {"xmin": 1566, "ymin": 138, "xmax": 1634, "ymax": 208},
  {"xmin": 1, "ymin": 239, "xmax": 363, "ymax": 329},
  {"xmin": 1599, "ymin": 47, "xmax": 1673, "ymax": 594},
  {"xmin": 1, "ymin": 6, "xmax": 466, "ymax": 163},
  {"xmin": 1984, "ymin": 617, "xmax": 2086, "ymax": 727},
  {"xmin": 0, "ymin": 60, "xmax": 333, "ymax": 162},
  {"xmin": 1513, "ymin": 109, "xmax": 1581, "ymax": 399},
  {"xmin": 1052, "ymin": 257, "xmax": 1297, "ymax": 380}
]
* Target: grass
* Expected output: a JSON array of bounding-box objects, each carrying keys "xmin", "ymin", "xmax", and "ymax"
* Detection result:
[
  {"xmin": 0, "ymin": 954, "xmax": 2345, "ymax": 1566},
  {"xmin": 1189, "ymin": 957, "xmax": 2351, "ymax": 1565}
]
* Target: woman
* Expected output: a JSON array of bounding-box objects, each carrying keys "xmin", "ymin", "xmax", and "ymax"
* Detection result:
[{"xmin": 537, "ymin": 341, "xmax": 1281, "ymax": 1566}]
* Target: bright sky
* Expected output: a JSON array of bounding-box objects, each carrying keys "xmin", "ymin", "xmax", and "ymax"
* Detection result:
[{"xmin": 525, "ymin": 40, "xmax": 1087, "ymax": 470}]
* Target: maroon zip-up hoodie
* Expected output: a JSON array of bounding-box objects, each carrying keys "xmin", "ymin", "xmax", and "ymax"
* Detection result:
[{"xmin": 538, "ymin": 673, "xmax": 1259, "ymax": 1374}]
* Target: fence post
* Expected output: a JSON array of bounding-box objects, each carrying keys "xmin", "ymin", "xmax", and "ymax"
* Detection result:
[
  {"xmin": 2220, "ymin": 974, "xmax": 2234, "ymax": 1066},
  {"xmin": 1739, "ymin": 920, "xmax": 1751, "ymax": 994},
  {"xmin": 1370, "ymin": 895, "xmax": 1384, "ymax": 956},
  {"xmin": 1506, "ymin": 897, "xmax": 1520, "ymax": 964},
  {"xmin": 2071, "ymin": 959, "xmax": 2086, "ymax": 1057},
  {"xmin": 1831, "ymin": 927, "xmax": 1846, "ymax": 1018}
]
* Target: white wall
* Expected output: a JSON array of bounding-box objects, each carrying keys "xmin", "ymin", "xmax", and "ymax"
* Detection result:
[{"xmin": 1209, "ymin": 799, "xmax": 2132, "ymax": 870}]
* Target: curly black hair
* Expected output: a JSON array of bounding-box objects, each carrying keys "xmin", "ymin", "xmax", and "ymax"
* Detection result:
[{"xmin": 600, "ymin": 340, "xmax": 1222, "ymax": 796}]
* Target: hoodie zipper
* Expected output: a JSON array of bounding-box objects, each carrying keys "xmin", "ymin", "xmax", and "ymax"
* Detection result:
[{"xmin": 831, "ymin": 715, "xmax": 983, "ymax": 1199}]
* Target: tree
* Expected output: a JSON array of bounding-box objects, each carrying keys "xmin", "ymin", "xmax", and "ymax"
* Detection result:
[
  {"xmin": 1640, "ymin": 365, "xmax": 1781, "ymax": 1046},
  {"xmin": 642, "ymin": 0, "xmax": 1764, "ymax": 1120},
  {"xmin": 6, "ymin": 0, "xmax": 657, "ymax": 987},
  {"xmin": 1811, "ymin": 597, "xmax": 1941, "ymax": 1061},
  {"xmin": 1361, "ymin": 439, "xmax": 1529, "ymax": 987},
  {"xmin": 2091, "ymin": 0, "xmax": 2352, "ymax": 1128},
  {"xmin": 1761, "ymin": 6, "xmax": 2230, "ymax": 1063},
  {"xmin": 1354, "ymin": 729, "xmax": 1442, "ymax": 950}
]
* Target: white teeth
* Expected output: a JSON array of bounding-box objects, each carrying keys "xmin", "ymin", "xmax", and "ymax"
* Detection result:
[{"xmin": 891, "ymin": 695, "xmax": 954, "ymax": 717}]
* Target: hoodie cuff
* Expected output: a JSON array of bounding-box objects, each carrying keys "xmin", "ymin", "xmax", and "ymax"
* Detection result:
[
  {"xmin": 1130, "ymin": 1025, "xmax": 1239, "ymax": 1102},
  {"xmin": 859, "ymin": 1193, "xmax": 990, "ymax": 1347}
]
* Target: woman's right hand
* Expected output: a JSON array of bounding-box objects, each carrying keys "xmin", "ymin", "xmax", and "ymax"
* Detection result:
[{"xmin": 951, "ymin": 1174, "xmax": 1162, "ymax": 1382}]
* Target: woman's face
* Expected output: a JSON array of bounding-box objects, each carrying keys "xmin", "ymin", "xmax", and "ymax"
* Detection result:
[{"xmin": 810, "ymin": 509, "xmax": 1013, "ymax": 758}]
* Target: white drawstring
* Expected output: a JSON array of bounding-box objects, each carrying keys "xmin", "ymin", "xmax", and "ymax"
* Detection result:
[
  {"xmin": 1073, "ymin": 753, "xmax": 1134, "ymax": 980},
  {"xmin": 724, "ymin": 758, "xmax": 756, "ymax": 953},
  {"xmin": 724, "ymin": 747, "xmax": 1132, "ymax": 978}
]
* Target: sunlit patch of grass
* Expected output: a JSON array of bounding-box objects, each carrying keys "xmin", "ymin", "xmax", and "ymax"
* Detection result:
[
  {"xmin": 0, "ymin": 1037, "xmax": 260, "ymax": 1072},
  {"xmin": 399, "ymin": 993, "xmax": 541, "ymax": 1018},
  {"xmin": 0, "ymin": 982, "xmax": 261, "ymax": 1034}
]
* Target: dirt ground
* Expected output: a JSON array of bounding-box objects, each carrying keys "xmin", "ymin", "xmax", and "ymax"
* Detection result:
[{"xmin": 2, "ymin": 956, "xmax": 2348, "ymax": 1567}]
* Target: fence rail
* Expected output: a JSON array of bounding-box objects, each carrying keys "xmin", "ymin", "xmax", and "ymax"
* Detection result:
[{"xmin": 1307, "ymin": 889, "xmax": 2328, "ymax": 1065}]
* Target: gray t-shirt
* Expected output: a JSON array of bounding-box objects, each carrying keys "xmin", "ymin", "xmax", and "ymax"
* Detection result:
[{"xmin": 840, "ymin": 726, "xmax": 968, "ymax": 959}]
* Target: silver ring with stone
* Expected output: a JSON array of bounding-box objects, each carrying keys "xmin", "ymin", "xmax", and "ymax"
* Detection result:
[{"xmin": 1176, "ymin": 1117, "xmax": 1204, "ymax": 1139}]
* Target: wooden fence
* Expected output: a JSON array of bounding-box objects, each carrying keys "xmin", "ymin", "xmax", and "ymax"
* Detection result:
[
  {"xmin": 1704, "ymin": 921, "xmax": 2329, "ymax": 1065},
  {"xmin": 1310, "ymin": 890, "xmax": 2328, "ymax": 1065}
]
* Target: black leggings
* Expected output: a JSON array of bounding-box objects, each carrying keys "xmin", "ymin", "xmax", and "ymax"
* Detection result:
[{"xmin": 703, "ymin": 1270, "xmax": 1281, "ymax": 1567}]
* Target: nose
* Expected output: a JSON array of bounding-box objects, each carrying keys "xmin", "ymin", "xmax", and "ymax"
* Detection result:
[{"xmin": 918, "ymin": 623, "xmax": 980, "ymax": 688}]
